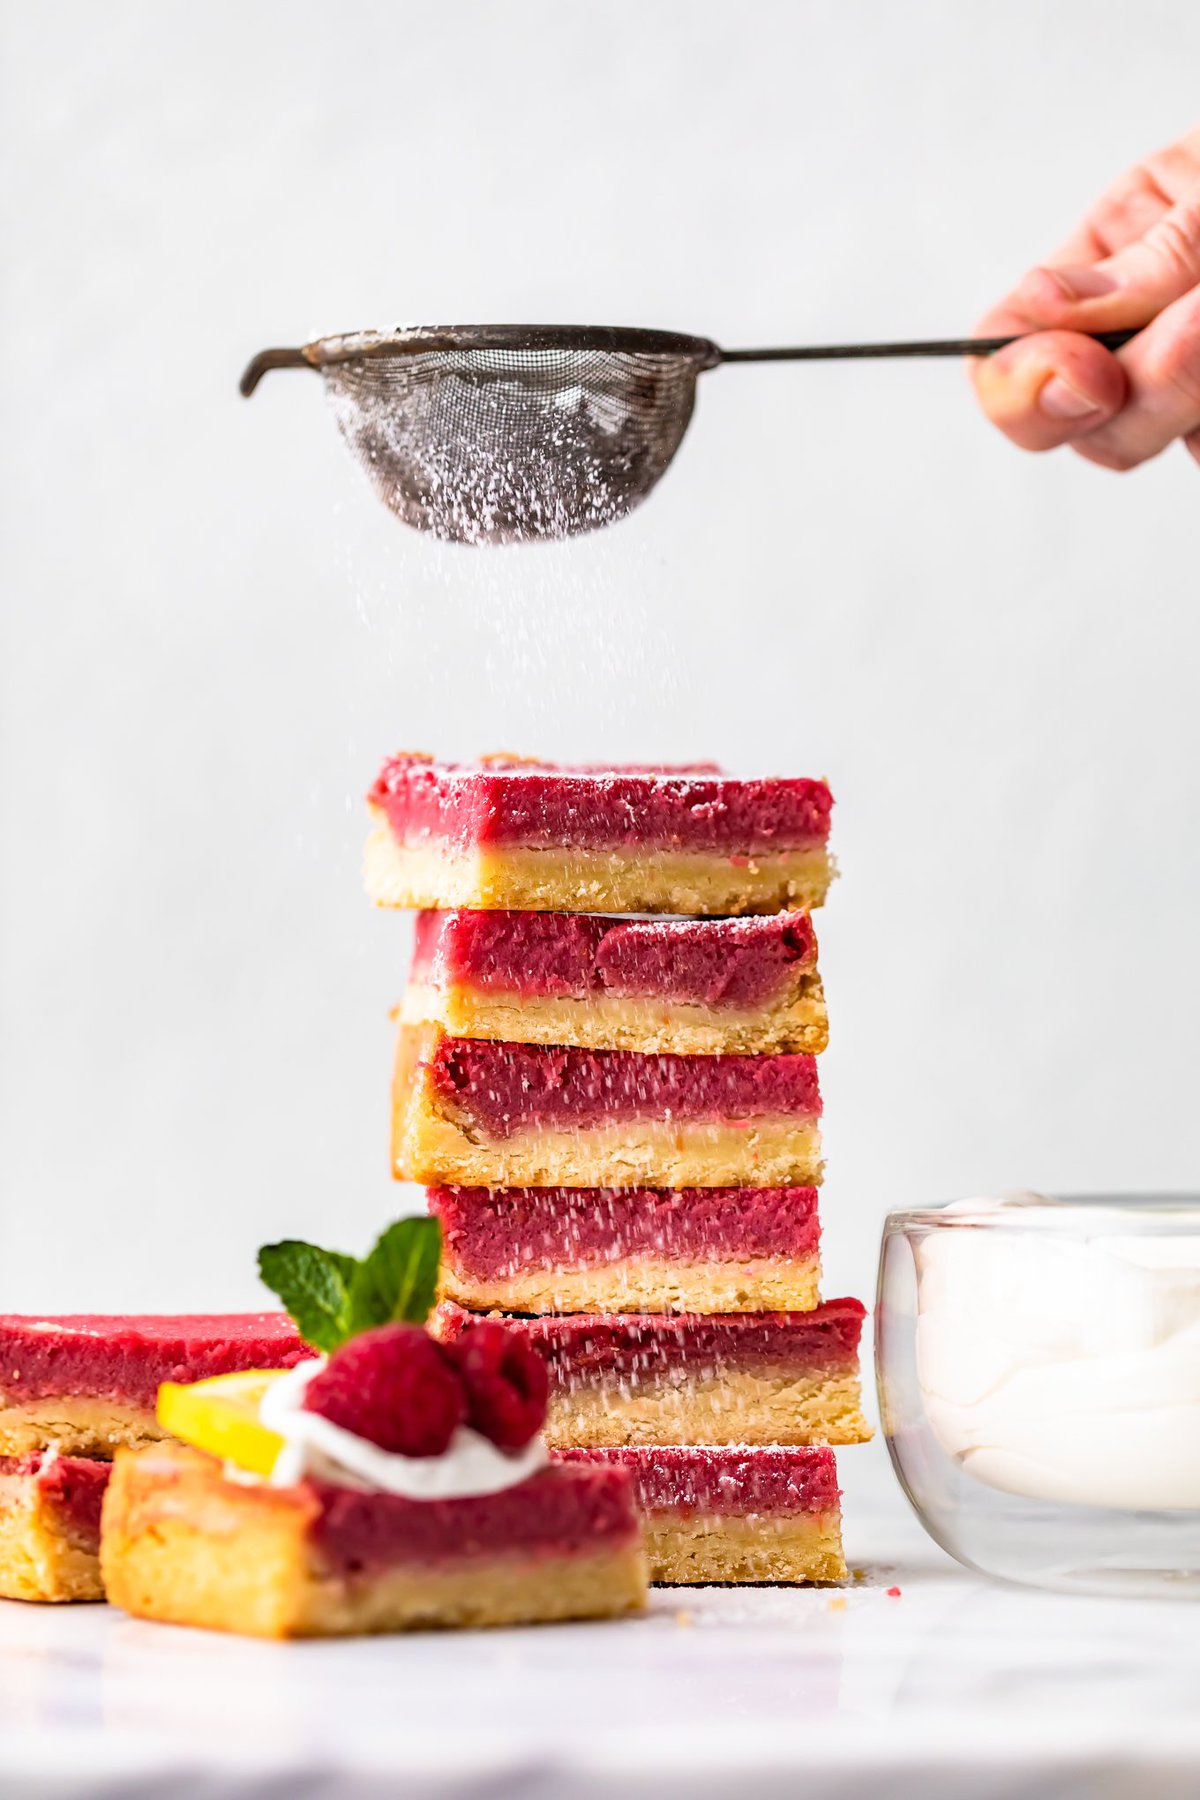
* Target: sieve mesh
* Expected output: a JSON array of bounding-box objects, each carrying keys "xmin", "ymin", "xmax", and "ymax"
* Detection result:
[
  {"xmin": 247, "ymin": 320, "xmax": 1134, "ymax": 543},
  {"xmin": 319, "ymin": 345, "xmax": 709, "ymax": 545}
]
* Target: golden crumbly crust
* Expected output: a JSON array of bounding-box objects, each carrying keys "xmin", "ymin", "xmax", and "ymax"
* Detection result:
[
  {"xmin": 439, "ymin": 1255, "xmax": 822, "ymax": 1316},
  {"xmin": 365, "ymin": 818, "xmax": 834, "ymax": 917},
  {"xmin": 400, "ymin": 976, "xmax": 830, "ymax": 1057},
  {"xmin": 101, "ymin": 1446, "xmax": 647, "ymax": 1640},
  {"xmin": 643, "ymin": 1508, "xmax": 846, "ymax": 1584},
  {"xmin": 540, "ymin": 1367, "xmax": 870, "ymax": 1450},
  {"xmin": 391, "ymin": 1020, "xmax": 822, "ymax": 1189},
  {"xmin": 0, "ymin": 1474, "xmax": 104, "ymax": 1602},
  {"xmin": 395, "ymin": 1104, "xmax": 823, "ymax": 1189},
  {"xmin": 391, "ymin": 1038, "xmax": 823, "ymax": 1189},
  {"xmin": 0, "ymin": 1395, "xmax": 164, "ymax": 1459}
]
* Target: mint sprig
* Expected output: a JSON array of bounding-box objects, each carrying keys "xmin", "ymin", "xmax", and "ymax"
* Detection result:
[{"xmin": 257, "ymin": 1216, "xmax": 441, "ymax": 1353}]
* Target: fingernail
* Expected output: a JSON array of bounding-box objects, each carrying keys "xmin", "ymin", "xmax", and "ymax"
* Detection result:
[
  {"xmin": 1040, "ymin": 375, "xmax": 1105, "ymax": 420},
  {"xmin": 1017, "ymin": 265, "xmax": 1120, "ymax": 307}
]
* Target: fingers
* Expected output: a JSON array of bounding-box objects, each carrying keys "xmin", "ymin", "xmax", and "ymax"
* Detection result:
[
  {"xmin": 1009, "ymin": 177, "xmax": 1200, "ymax": 334},
  {"xmin": 1047, "ymin": 129, "xmax": 1200, "ymax": 264},
  {"xmin": 971, "ymin": 129, "xmax": 1200, "ymax": 470},
  {"xmin": 971, "ymin": 330, "xmax": 1127, "ymax": 452},
  {"xmin": 973, "ymin": 288, "xmax": 1200, "ymax": 468},
  {"xmin": 1067, "ymin": 285, "xmax": 1200, "ymax": 470}
]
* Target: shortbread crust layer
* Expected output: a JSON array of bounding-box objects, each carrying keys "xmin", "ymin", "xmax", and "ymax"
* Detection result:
[
  {"xmin": 0, "ymin": 1452, "xmax": 108, "ymax": 1602},
  {"xmin": 0, "ymin": 1396, "xmax": 167, "ymax": 1459},
  {"xmin": 102, "ymin": 1446, "xmax": 647, "ymax": 1639},
  {"xmin": 437, "ymin": 1254, "xmax": 822, "ymax": 1315},
  {"xmin": 396, "ymin": 1107, "xmax": 824, "ymax": 1190},
  {"xmin": 639, "ymin": 1509, "xmax": 846, "ymax": 1583},
  {"xmin": 366, "ymin": 823, "xmax": 834, "ymax": 916},
  {"xmin": 534, "ymin": 1366, "xmax": 868, "ymax": 1449},
  {"xmin": 401, "ymin": 980, "xmax": 830, "ymax": 1057}
]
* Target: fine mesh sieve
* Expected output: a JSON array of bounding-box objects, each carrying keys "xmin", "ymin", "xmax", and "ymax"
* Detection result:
[{"xmin": 240, "ymin": 322, "xmax": 1135, "ymax": 546}]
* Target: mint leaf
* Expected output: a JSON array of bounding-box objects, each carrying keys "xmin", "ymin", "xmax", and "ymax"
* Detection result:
[
  {"xmin": 257, "ymin": 1240, "xmax": 354, "ymax": 1353},
  {"xmin": 347, "ymin": 1217, "xmax": 442, "ymax": 1335}
]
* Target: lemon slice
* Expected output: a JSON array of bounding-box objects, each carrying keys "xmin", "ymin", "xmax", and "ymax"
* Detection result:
[{"xmin": 157, "ymin": 1369, "xmax": 290, "ymax": 1477}]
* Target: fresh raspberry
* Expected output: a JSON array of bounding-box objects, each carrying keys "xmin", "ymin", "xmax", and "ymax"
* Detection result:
[
  {"xmin": 303, "ymin": 1324, "xmax": 465, "ymax": 1457},
  {"xmin": 448, "ymin": 1322, "xmax": 549, "ymax": 1451}
]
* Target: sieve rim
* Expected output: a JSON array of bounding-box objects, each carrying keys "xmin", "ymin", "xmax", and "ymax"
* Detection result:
[{"xmin": 240, "ymin": 324, "xmax": 720, "ymax": 396}]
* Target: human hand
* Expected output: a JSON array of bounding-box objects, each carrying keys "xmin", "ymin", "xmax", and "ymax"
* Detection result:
[{"xmin": 972, "ymin": 128, "xmax": 1200, "ymax": 470}]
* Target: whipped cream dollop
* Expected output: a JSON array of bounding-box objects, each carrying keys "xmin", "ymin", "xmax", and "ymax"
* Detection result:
[
  {"xmin": 915, "ymin": 1194, "xmax": 1200, "ymax": 1510},
  {"xmin": 251, "ymin": 1358, "xmax": 547, "ymax": 1500}
]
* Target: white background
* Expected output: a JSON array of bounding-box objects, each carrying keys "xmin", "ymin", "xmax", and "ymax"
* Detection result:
[{"xmin": 2, "ymin": 0, "xmax": 1198, "ymax": 1326}]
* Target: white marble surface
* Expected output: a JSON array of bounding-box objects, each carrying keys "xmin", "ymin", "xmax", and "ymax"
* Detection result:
[{"xmin": 2, "ymin": 1472, "xmax": 1197, "ymax": 1798}]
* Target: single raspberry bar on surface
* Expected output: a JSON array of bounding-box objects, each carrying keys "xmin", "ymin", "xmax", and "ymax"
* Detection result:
[
  {"xmin": 100, "ymin": 1444, "xmax": 647, "ymax": 1639},
  {"xmin": 428, "ymin": 1184, "xmax": 823, "ymax": 1314},
  {"xmin": 403, "ymin": 908, "xmax": 829, "ymax": 1056},
  {"xmin": 555, "ymin": 1446, "xmax": 847, "ymax": 1585},
  {"xmin": 0, "ymin": 1451, "xmax": 110, "ymax": 1602},
  {"xmin": 433, "ymin": 1300, "xmax": 869, "ymax": 1449},
  {"xmin": 0, "ymin": 1315, "xmax": 307, "ymax": 1458},
  {"xmin": 393, "ymin": 1027, "xmax": 823, "ymax": 1189},
  {"xmin": 365, "ymin": 754, "xmax": 834, "ymax": 916}
]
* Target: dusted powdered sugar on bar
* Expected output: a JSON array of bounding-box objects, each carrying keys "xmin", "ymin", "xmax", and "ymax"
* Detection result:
[
  {"xmin": 429, "ymin": 1184, "xmax": 823, "ymax": 1314},
  {"xmin": 433, "ymin": 1300, "xmax": 869, "ymax": 1448},
  {"xmin": 393, "ymin": 1027, "xmax": 824, "ymax": 1189},
  {"xmin": 554, "ymin": 1446, "xmax": 847, "ymax": 1584},
  {"xmin": 366, "ymin": 755, "xmax": 835, "ymax": 915},
  {"xmin": 370, "ymin": 755, "xmax": 832, "ymax": 851},
  {"xmin": 404, "ymin": 908, "xmax": 828, "ymax": 1055}
]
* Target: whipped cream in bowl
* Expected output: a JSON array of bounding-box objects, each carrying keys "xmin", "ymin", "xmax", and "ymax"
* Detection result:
[
  {"xmin": 877, "ymin": 1192, "xmax": 1200, "ymax": 1596},
  {"xmin": 241, "ymin": 1359, "xmax": 547, "ymax": 1500}
]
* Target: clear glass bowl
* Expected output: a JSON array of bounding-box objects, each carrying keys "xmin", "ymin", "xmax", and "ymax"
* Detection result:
[{"xmin": 877, "ymin": 1192, "xmax": 1200, "ymax": 1597}]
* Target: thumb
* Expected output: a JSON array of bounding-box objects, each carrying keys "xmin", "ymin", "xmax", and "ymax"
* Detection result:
[{"xmin": 1010, "ymin": 179, "xmax": 1200, "ymax": 333}]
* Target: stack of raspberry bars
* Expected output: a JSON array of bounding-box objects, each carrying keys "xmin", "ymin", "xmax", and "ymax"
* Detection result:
[{"xmin": 368, "ymin": 754, "xmax": 870, "ymax": 1583}]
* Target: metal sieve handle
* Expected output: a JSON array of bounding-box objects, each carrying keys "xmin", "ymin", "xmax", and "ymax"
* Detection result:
[
  {"xmin": 239, "ymin": 347, "xmax": 316, "ymax": 397},
  {"xmin": 717, "ymin": 331, "xmax": 1136, "ymax": 363}
]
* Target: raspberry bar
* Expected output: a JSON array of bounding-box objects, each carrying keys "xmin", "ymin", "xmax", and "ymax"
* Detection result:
[
  {"xmin": 556, "ymin": 1446, "xmax": 847, "ymax": 1584},
  {"xmin": 102, "ymin": 1444, "xmax": 646, "ymax": 1638},
  {"xmin": 0, "ymin": 1451, "xmax": 109, "ymax": 1602},
  {"xmin": 393, "ymin": 1028, "xmax": 823, "ymax": 1189},
  {"xmin": 403, "ymin": 909, "xmax": 828, "ymax": 1056},
  {"xmin": 433, "ymin": 1300, "xmax": 869, "ymax": 1448},
  {"xmin": 429, "ymin": 1184, "xmax": 822, "ymax": 1313},
  {"xmin": 0, "ymin": 1314, "xmax": 307, "ymax": 1458},
  {"xmin": 366, "ymin": 755, "xmax": 834, "ymax": 916}
]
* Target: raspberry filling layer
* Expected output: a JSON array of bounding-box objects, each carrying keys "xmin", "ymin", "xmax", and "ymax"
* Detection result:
[
  {"xmin": 435, "ymin": 1299, "xmax": 864, "ymax": 1387},
  {"xmin": 0, "ymin": 1452, "xmax": 109, "ymax": 1536},
  {"xmin": 556, "ymin": 1446, "xmax": 841, "ymax": 1515},
  {"xmin": 370, "ymin": 755, "xmax": 833, "ymax": 853},
  {"xmin": 429, "ymin": 1186, "xmax": 821, "ymax": 1279},
  {"xmin": 411, "ymin": 910, "xmax": 816, "ymax": 1007},
  {"xmin": 305, "ymin": 1463, "xmax": 639, "ymax": 1576},
  {"xmin": 425, "ymin": 1038, "xmax": 821, "ymax": 1140},
  {"xmin": 0, "ymin": 1315, "xmax": 308, "ymax": 1406}
]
